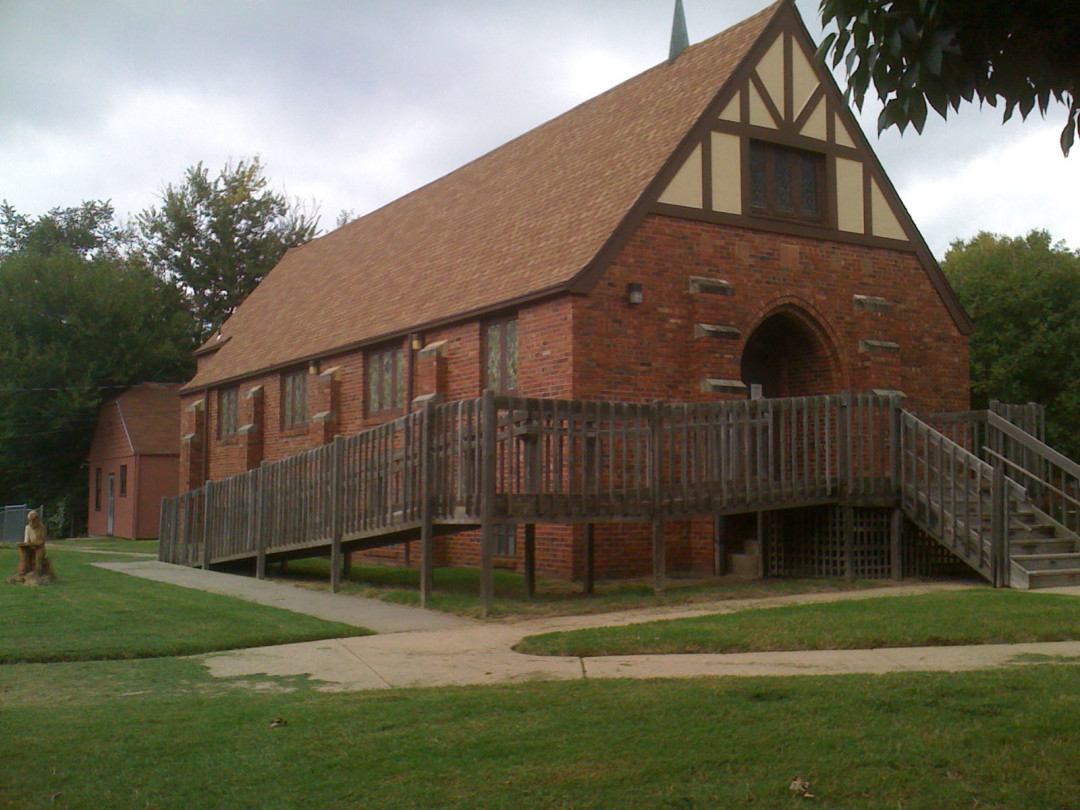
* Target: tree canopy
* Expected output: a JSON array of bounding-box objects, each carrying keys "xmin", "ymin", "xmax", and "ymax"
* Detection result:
[
  {"xmin": 138, "ymin": 158, "xmax": 319, "ymax": 342},
  {"xmin": 817, "ymin": 0, "xmax": 1080, "ymax": 155},
  {"xmin": 0, "ymin": 201, "xmax": 195, "ymax": 534},
  {"xmin": 943, "ymin": 230, "xmax": 1080, "ymax": 457}
]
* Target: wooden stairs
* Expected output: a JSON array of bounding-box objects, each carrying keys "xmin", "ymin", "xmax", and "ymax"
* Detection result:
[
  {"xmin": 1009, "ymin": 502, "xmax": 1080, "ymax": 589},
  {"xmin": 904, "ymin": 406, "xmax": 1080, "ymax": 590}
]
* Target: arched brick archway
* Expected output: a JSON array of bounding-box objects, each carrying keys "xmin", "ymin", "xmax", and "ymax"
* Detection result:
[{"xmin": 740, "ymin": 306, "xmax": 839, "ymax": 397}]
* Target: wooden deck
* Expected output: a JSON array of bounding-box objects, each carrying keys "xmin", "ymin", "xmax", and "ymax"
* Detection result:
[{"xmin": 159, "ymin": 391, "xmax": 1078, "ymax": 613}]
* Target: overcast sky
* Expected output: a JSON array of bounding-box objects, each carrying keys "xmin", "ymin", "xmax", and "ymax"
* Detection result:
[{"xmin": 3, "ymin": 0, "xmax": 1077, "ymax": 261}]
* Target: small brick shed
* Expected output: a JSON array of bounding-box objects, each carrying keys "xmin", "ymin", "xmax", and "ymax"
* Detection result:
[
  {"xmin": 176, "ymin": 1, "xmax": 971, "ymax": 580},
  {"xmin": 87, "ymin": 383, "xmax": 181, "ymax": 539}
]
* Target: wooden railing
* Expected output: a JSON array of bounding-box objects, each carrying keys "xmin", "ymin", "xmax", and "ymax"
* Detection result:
[
  {"xmin": 984, "ymin": 411, "xmax": 1080, "ymax": 538},
  {"xmin": 899, "ymin": 411, "xmax": 1012, "ymax": 586},
  {"xmin": 159, "ymin": 391, "xmax": 902, "ymax": 572}
]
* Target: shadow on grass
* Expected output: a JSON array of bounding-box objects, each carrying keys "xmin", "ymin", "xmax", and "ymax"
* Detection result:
[{"xmin": 262, "ymin": 555, "xmax": 957, "ymax": 619}]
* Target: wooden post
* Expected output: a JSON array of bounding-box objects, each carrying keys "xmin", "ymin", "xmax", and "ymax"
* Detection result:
[
  {"xmin": 201, "ymin": 481, "xmax": 213, "ymax": 570},
  {"xmin": 255, "ymin": 462, "xmax": 268, "ymax": 580},
  {"xmin": 479, "ymin": 389, "xmax": 497, "ymax": 616},
  {"xmin": 524, "ymin": 523, "xmax": 536, "ymax": 598},
  {"xmin": 889, "ymin": 396, "xmax": 903, "ymax": 496},
  {"xmin": 330, "ymin": 436, "xmax": 345, "ymax": 593},
  {"xmin": 521, "ymin": 412, "xmax": 540, "ymax": 600},
  {"xmin": 420, "ymin": 400, "xmax": 435, "ymax": 607},
  {"xmin": 838, "ymin": 392, "xmax": 852, "ymax": 499},
  {"xmin": 842, "ymin": 505, "xmax": 855, "ymax": 582},
  {"xmin": 649, "ymin": 401, "xmax": 665, "ymax": 595},
  {"xmin": 755, "ymin": 511, "xmax": 765, "ymax": 579},
  {"xmin": 889, "ymin": 507, "xmax": 903, "ymax": 580},
  {"xmin": 990, "ymin": 465, "xmax": 1007, "ymax": 587},
  {"xmin": 714, "ymin": 514, "xmax": 726, "ymax": 576},
  {"xmin": 584, "ymin": 523, "xmax": 595, "ymax": 594},
  {"xmin": 245, "ymin": 468, "xmax": 259, "ymax": 575}
]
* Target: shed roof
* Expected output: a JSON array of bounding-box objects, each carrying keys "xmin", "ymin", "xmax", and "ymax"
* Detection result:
[
  {"xmin": 112, "ymin": 383, "xmax": 182, "ymax": 456},
  {"xmin": 184, "ymin": 2, "xmax": 782, "ymax": 391}
]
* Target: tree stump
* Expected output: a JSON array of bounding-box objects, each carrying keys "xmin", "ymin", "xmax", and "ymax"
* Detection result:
[{"xmin": 10, "ymin": 542, "xmax": 55, "ymax": 585}]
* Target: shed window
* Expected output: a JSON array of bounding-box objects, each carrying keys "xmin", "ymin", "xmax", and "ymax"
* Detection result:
[
  {"xmin": 119, "ymin": 465, "xmax": 127, "ymax": 497},
  {"xmin": 218, "ymin": 386, "xmax": 239, "ymax": 438},
  {"xmin": 94, "ymin": 468, "xmax": 102, "ymax": 511},
  {"xmin": 282, "ymin": 369, "xmax": 308, "ymax": 429},
  {"xmin": 748, "ymin": 140, "xmax": 824, "ymax": 223},
  {"xmin": 366, "ymin": 346, "xmax": 405, "ymax": 414},
  {"xmin": 484, "ymin": 318, "xmax": 518, "ymax": 393}
]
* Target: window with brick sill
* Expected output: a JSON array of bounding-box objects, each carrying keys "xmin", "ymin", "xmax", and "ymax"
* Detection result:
[
  {"xmin": 94, "ymin": 467, "xmax": 102, "ymax": 511},
  {"xmin": 484, "ymin": 317, "xmax": 518, "ymax": 394},
  {"xmin": 366, "ymin": 345, "xmax": 405, "ymax": 415},
  {"xmin": 748, "ymin": 140, "xmax": 824, "ymax": 224},
  {"xmin": 119, "ymin": 464, "xmax": 127, "ymax": 497},
  {"xmin": 281, "ymin": 369, "xmax": 308, "ymax": 430},
  {"xmin": 218, "ymin": 385, "xmax": 239, "ymax": 439}
]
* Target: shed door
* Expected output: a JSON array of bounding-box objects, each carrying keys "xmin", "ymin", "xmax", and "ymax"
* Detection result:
[{"xmin": 106, "ymin": 474, "xmax": 115, "ymax": 535}]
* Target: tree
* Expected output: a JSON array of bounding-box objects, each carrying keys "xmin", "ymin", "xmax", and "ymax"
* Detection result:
[
  {"xmin": 817, "ymin": 0, "xmax": 1080, "ymax": 154},
  {"xmin": 942, "ymin": 230, "xmax": 1080, "ymax": 457},
  {"xmin": 138, "ymin": 158, "xmax": 319, "ymax": 342},
  {"xmin": 0, "ymin": 201, "xmax": 195, "ymax": 535}
]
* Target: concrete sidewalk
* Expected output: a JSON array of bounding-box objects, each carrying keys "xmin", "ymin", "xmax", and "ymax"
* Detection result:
[
  {"xmin": 98, "ymin": 560, "xmax": 1080, "ymax": 692},
  {"xmin": 95, "ymin": 560, "xmax": 473, "ymax": 633}
]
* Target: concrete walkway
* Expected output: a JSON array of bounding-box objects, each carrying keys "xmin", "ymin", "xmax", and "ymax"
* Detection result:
[
  {"xmin": 95, "ymin": 560, "xmax": 469, "ymax": 633},
  {"xmin": 98, "ymin": 560, "xmax": 1080, "ymax": 693}
]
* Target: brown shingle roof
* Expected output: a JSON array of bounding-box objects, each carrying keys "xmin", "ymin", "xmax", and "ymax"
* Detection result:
[
  {"xmin": 185, "ymin": 3, "xmax": 781, "ymax": 391},
  {"xmin": 115, "ymin": 384, "xmax": 182, "ymax": 455}
]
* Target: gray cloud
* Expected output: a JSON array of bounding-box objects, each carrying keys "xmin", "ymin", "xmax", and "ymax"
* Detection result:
[{"xmin": 1, "ymin": 0, "xmax": 1076, "ymax": 259}]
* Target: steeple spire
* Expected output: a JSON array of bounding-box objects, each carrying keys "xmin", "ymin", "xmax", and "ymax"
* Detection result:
[{"xmin": 668, "ymin": 0, "xmax": 689, "ymax": 63}]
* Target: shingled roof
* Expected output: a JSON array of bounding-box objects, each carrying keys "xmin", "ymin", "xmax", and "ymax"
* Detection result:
[
  {"xmin": 185, "ymin": 2, "xmax": 782, "ymax": 392},
  {"xmin": 110, "ymin": 383, "xmax": 182, "ymax": 456}
]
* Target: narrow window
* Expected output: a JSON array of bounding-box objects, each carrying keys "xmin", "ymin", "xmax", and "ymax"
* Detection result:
[
  {"xmin": 366, "ymin": 345, "xmax": 405, "ymax": 415},
  {"xmin": 218, "ymin": 386, "xmax": 239, "ymax": 438},
  {"xmin": 747, "ymin": 140, "xmax": 824, "ymax": 223},
  {"xmin": 484, "ymin": 317, "xmax": 518, "ymax": 393},
  {"xmin": 495, "ymin": 524, "xmax": 517, "ymax": 557},
  {"xmin": 119, "ymin": 465, "xmax": 128, "ymax": 497},
  {"xmin": 282, "ymin": 369, "xmax": 308, "ymax": 429},
  {"xmin": 94, "ymin": 468, "xmax": 102, "ymax": 511}
]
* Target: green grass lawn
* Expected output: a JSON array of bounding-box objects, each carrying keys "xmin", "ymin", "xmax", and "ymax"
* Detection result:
[
  {"xmin": 3, "ymin": 658, "xmax": 1080, "ymax": 809},
  {"xmin": 0, "ymin": 547, "xmax": 368, "ymax": 663},
  {"xmin": 273, "ymin": 556, "xmax": 897, "ymax": 618},
  {"xmin": 6, "ymin": 546, "xmax": 1080, "ymax": 808},
  {"xmin": 515, "ymin": 588, "xmax": 1080, "ymax": 656}
]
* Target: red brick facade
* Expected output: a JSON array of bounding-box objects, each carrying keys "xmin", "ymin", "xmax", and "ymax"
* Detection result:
[{"xmin": 179, "ymin": 214, "xmax": 968, "ymax": 580}]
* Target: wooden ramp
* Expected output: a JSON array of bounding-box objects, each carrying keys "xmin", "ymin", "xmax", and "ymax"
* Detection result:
[{"xmin": 159, "ymin": 392, "xmax": 1080, "ymax": 613}]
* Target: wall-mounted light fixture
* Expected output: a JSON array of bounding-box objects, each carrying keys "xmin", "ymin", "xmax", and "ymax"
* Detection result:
[
  {"xmin": 626, "ymin": 282, "xmax": 644, "ymax": 305},
  {"xmin": 308, "ymin": 360, "xmax": 320, "ymax": 375},
  {"xmin": 410, "ymin": 334, "xmax": 424, "ymax": 351}
]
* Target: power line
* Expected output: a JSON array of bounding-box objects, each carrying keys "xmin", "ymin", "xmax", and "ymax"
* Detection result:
[{"xmin": 0, "ymin": 384, "xmax": 130, "ymax": 393}]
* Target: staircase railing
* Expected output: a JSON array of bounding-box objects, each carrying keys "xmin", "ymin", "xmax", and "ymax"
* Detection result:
[
  {"xmin": 899, "ymin": 411, "xmax": 1011, "ymax": 585},
  {"xmin": 984, "ymin": 411, "xmax": 1080, "ymax": 538}
]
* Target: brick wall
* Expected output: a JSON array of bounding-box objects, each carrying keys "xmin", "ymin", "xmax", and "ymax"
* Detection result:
[
  {"xmin": 573, "ymin": 216, "xmax": 969, "ymax": 412},
  {"xmin": 184, "ymin": 213, "xmax": 970, "ymax": 579}
]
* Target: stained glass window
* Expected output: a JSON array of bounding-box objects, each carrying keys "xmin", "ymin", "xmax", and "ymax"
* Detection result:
[
  {"xmin": 366, "ymin": 345, "xmax": 404, "ymax": 414},
  {"xmin": 282, "ymin": 370, "xmax": 307, "ymax": 429},
  {"xmin": 800, "ymin": 153, "xmax": 820, "ymax": 217},
  {"xmin": 218, "ymin": 386, "xmax": 239, "ymax": 437},
  {"xmin": 485, "ymin": 317, "xmax": 518, "ymax": 393},
  {"xmin": 749, "ymin": 146, "xmax": 767, "ymax": 209},
  {"xmin": 747, "ymin": 140, "xmax": 824, "ymax": 223}
]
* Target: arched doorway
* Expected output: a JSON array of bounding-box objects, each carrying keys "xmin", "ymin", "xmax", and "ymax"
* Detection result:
[{"xmin": 740, "ymin": 308, "xmax": 837, "ymax": 397}]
